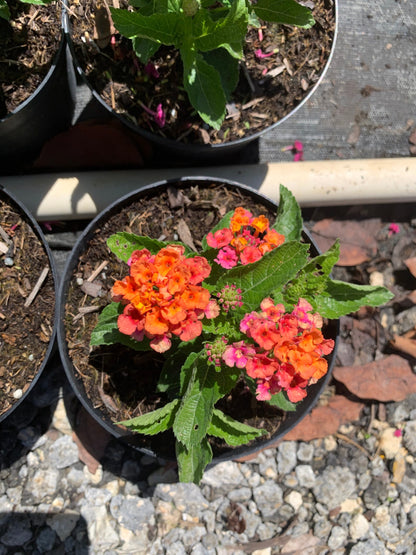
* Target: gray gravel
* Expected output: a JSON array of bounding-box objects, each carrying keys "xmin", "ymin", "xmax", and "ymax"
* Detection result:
[{"xmin": 2, "ymin": 359, "xmax": 416, "ymax": 555}]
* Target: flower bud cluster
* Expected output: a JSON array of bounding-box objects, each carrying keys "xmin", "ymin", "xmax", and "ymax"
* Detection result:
[{"xmin": 216, "ymin": 284, "xmax": 243, "ymax": 313}]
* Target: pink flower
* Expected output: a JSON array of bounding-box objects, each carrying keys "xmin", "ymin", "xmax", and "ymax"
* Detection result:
[
  {"xmin": 215, "ymin": 247, "xmax": 238, "ymax": 269},
  {"xmin": 282, "ymin": 140, "xmax": 304, "ymax": 162},
  {"xmin": 204, "ymin": 299, "xmax": 220, "ymax": 319},
  {"xmin": 256, "ymin": 381, "xmax": 271, "ymax": 401},
  {"xmin": 155, "ymin": 104, "xmax": 165, "ymax": 128},
  {"xmin": 394, "ymin": 428, "xmax": 403, "ymax": 437},
  {"xmin": 150, "ymin": 334, "xmax": 172, "ymax": 353},
  {"xmin": 388, "ymin": 223, "xmax": 400, "ymax": 236},
  {"xmin": 139, "ymin": 101, "xmax": 166, "ymax": 128},
  {"xmin": 240, "ymin": 246, "xmax": 262, "ymax": 265},
  {"xmin": 222, "ymin": 341, "xmax": 256, "ymax": 369},
  {"xmin": 144, "ymin": 62, "xmax": 160, "ymax": 79},
  {"xmin": 207, "ymin": 228, "xmax": 233, "ymax": 249},
  {"xmin": 255, "ymin": 48, "xmax": 276, "ymax": 59}
]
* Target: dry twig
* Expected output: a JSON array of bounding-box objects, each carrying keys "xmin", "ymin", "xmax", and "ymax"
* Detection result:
[{"xmin": 24, "ymin": 267, "xmax": 49, "ymax": 308}]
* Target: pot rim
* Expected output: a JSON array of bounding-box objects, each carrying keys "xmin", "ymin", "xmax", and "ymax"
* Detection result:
[
  {"xmin": 0, "ymin": 4, "xmax": 68, "ymax": 122},
  {"xmin": 63, "ymin": 0, "xmax": 339, "ymax": 153},
  {"xmin": 57, "ymin": 177, "xmax": 340, "ymax": 462},
  {"xmin": 0, "ymin": 185, "xmax": 59, "ymax": 424}
]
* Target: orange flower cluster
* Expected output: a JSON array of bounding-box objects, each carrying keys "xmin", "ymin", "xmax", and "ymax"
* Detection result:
[
  {"xmin": 112, "ymin": 245, "xmax": 215, "ymax": 352},
  {"xmin": 223, "ymin": 298, "xmax": 334, "ymax": 403},
  {"xmin": 206, "ymin": 207, "xmax": 285, "ymax": 268}
]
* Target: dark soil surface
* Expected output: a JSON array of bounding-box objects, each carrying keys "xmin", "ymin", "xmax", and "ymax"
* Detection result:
[
  {"xmin": 63, "ymin": 181, "xmax": 338, "ymax": 458},
  {"xmin": 0, "ymin": 192, "xmax": 55, "ymax": 419},
  {"xmin": 68, "ymin": 0, "xmax": 335, "ymax": 144},
  {"xmin": 0, "ymin": 0, "xmax": 62, "ymax": 116}
]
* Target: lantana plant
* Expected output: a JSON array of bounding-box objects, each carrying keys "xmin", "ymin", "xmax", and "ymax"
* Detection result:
[
  {"xmin": 109, "ymin": 0, "xmax": 316, "ymax": 129},
  {"xmin": 91, "ymin": 185, "xmax": 393, "ymax": 483}
]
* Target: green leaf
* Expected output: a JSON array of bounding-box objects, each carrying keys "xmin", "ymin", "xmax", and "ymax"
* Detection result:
[
  {"xmin": 273, "ymin": 184, "xmax": 302, "ymax": 241},
  {"xmin": 20, "ymin": 0, "xmax": 53, "ymax": 4},
  {"xmin": 157, "ymin": 343, "xmax": 201, "ymax": 397},
  {"xmin": 181, "ymin": 47, "xmax": 226, "ymax": 130},
  {"xmin": 0, "ymin": 0, "xmax": 10, "ymax": 20},
  {"xmin": 107, "ymin": 232, "xmax": 175, "ymax": 262},
  {"xmin": 90, "ymin": 302, "xmax": 151, "ymax": 351},
  {"xmin": 216, "ymin": 241, "xmax": 310, "ymax": 313},
  {"xmin": 267, "ymin": 391, "xmax": 297, "ymax": 411},
  {"xmin": 193, "ymin": 0, "xmax": 248, "ymax": 58},
  {"xmin": 176, "ymin": 437, "xmax": 213, "ymax": 483},
  {"xmin": 314, "ymin": 279, "xmax": 394, "ymax": 319},
  {"xmin": 172, "ymin": 352, "xmax": 239, "ymax": 448},
  {"xmin": 202, "ymin": 49, "xmax": 240, "ymax": 100},
  {"xmin": 118, "ymin": 399, "xmax": 180, "ymax": 434},
  {"xmin": 283, "ymin": 240, "xmax": 340, "ymax": 307},
  {"xmin": 110, "ymin": 9, "xmax": 184, "ymax": 45},
  {"xmin": 131, "ymin": 37, "xmax": 160, "ymax": 63},
  {"xmin": 207, "ymin": 408, "xmax": 267, "ymax": 446},
  {"xmin": 253, "ymin": 0, "xmax": 315, "ymax": 28}
]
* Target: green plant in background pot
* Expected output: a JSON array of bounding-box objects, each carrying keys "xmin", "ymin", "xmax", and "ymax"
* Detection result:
[
  {"xmin": 111, "ymin": 0, "xmax": 315, "ymax": 130},
  {"xmin": 0, "ymin": 0, "xmax": 53, "ymax": 20},
  {"xmin": 89, "ymin": 185, "xmax": 393, "ymax": 483}
]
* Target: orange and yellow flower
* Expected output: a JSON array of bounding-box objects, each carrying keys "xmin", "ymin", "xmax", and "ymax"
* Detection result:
[{"xmin": 112, "ymin": 246, "xmax": 214, "ymax": 352}]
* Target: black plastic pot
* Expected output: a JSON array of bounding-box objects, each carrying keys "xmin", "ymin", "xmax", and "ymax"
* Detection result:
[
  {"xmin": 63, "ymin": 1, "xmax": 338, "ymax": 166},
  {"xmin": 0, "ymin": 185, "xmax": 58, "ymax": 424},
  {"xmin": 57, "ymin": 176, "xmax": 339, "ymax": 463},
  {"xmin": 0, "ymin": 10, "xmax": 74, "ymax": 174}
]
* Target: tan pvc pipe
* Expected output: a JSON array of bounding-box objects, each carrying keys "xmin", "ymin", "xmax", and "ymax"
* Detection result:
[{"xmin": 1, "ymin": 157, "xmax": 415, "ymax": 220}]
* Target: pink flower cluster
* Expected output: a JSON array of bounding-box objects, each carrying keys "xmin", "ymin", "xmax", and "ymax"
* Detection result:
[
  {"xmin": 206, "ymin": 207, "xmax": 285, "ymax": 269},
  {"xmin": 222, "ymin": 298, "xmax": 334, "ymax": 403}
]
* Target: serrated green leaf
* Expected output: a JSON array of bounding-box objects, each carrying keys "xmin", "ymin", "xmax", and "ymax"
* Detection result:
[
  {"xmin": 216, "ymin": 241, "xmax": 310, "ymax": 313},
  {"xmin": 110, "ymin": 9, "xmax": 184, "ymax": 45},
  {"xmin": 267, "ymin": 391, "xmax": 297, "ymax": 411},
  {"xmin": 314, "ymin": 279, "xmax": 394, "ymax": 319},
  {"xmin": 253, "ymin": 0, "xmax": 315, "ymax": 28},
  {"xmin": 273, "ymin": 184, "xmax": 302, "ymax": 241},
  {"xmin": 172, "ymin": 355, "xmax": 219, "ymax": 447},
  {"xmin": 181, "ymin": 47, "xmax": 226, "ymax": 130},
  {"xmin": 90, "ymin": 302, "xmax": 151, "ymax": 351},
  {"xmin": 193, "ymin": 0, "xmax": 248, "ymax": 58},
  {"xmin": 172, "ymin": 353, "xmax": 239, "ymax": 448},
  {"xmin": 0, "ymin": 0, "xmax": 10, "ymax": 20},
  {"xmin": 207, "ymin": 408, "xmax": 267, "ymax": 446},
  {"xmin": 176, "ymin": 437, "xmax": 213, "ymax": 483},
  {"xmin": 107, "ymin": 232, "xmax": 176, "ymax": 262},
  {"xmin": 118, "ymin": 399, "xmax": 179, "ymax": 434},
  {"xmin": 132, "ymin": 36, "xmax": 160, "ymax": 63},
  {"xmin": 202, "ymin": 49, "xmax": 240, "ymax": 100},
  {"xmin": 283, "ymin": 241, "xmax": 340, "ymax": 307},
  {"xmin": 157, "ymin": 343, "xmax": 200, "ymax": 396}
]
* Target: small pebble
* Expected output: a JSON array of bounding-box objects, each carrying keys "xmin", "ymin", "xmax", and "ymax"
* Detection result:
[
  {"xmin": 4, "ymin": 257, "xmax": 14, "ymax": 266},
  {"xmin": 13, "ymin": 389, "xmax": 23, "ymax": 399}
]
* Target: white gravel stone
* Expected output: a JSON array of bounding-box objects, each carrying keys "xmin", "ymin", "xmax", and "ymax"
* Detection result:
[
  {"xmin": 295, "ymin": 465, "xmax": 316, "ymax": 488},
  {"xmin": 285, "ymin": 490, "xmax": 303, "ymax": 511},
  {"xmin": 276, "ymin": 441, "xmax": 297, "ymax": 474},
  {"xmin": 29, "ymin": 468, "xmax": 60, "ymax": 502},
  {"xmin": 328, "ymin": 525, "xmax": 348, "ymax": 550},
  {"xmin": 349, "ymin": 513, "xmax": 370, "ymax": 540},
  {"xmin": 202, "ymin": 461, "xmax": 246, "ymax": 490}
]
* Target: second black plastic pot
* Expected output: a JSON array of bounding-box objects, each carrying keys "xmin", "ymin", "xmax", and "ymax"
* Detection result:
[
  {"xmin": 0, "ymin": 9, "xmax": 74, "ymax": 174},
  {"xmin": 0, "ymin": 185, "xmax": 58, "ymax": 424}
]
